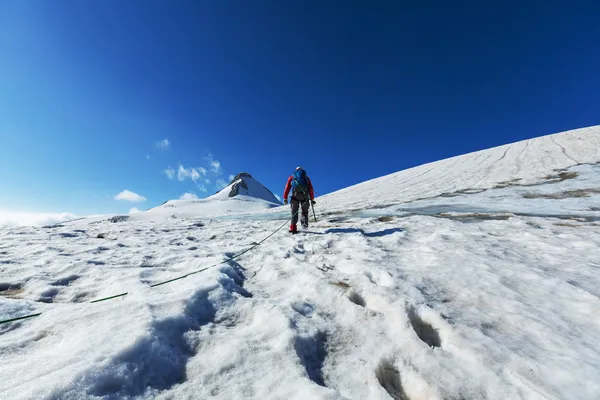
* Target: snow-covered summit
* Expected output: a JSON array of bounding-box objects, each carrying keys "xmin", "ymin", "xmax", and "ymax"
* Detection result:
[
  {"xmin": 210, "ymin": 172, "xmax": 281, "ymax": 205},
  {"xmin": 137, "ymin": 172, "xmax": 280, "ymax": 220}
]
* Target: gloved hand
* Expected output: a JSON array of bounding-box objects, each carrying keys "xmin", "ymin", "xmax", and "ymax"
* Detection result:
[
  {"xmin": 284, "ymin": 199, "xmax": 288, "ymax": 205},
  {"xmin": 311, "ymin": 200, "xmax": 316, "ymax": 205}
]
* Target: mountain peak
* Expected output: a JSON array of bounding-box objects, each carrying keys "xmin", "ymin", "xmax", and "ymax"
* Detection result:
[
  {"xmin": 227, "ymin": 172, "xmax": 253, "ymax": 198},
  {"xmin": 231, "ymin": 172, "xmax": 253, "ymax": 181},
  {"xmin": 213, "ymin": 172, "xmax": 281, "ymax": 204}
]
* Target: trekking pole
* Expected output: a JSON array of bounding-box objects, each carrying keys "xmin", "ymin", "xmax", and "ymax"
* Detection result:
[{"xmin": 311, "ymin": 201, "xmax": 317, "ymax": 222}]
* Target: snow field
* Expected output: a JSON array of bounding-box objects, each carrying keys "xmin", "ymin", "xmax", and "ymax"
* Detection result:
[{"xmin": 1, "ymin": 126, "xmax": 600, "ymax": 399}]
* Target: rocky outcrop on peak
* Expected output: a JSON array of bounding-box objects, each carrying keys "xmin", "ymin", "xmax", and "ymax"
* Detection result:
[{"xmin": 218, "ymin": 172, "xmax": 281, "ymax": 205}]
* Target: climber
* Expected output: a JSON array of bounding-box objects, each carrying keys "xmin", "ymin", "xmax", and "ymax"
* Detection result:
[{"xmin": 283, "ymin": 167, "xmax": 316, "ymax": 234}]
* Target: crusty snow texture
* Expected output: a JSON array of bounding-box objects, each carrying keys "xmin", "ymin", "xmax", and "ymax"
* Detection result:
[{"xmin": 1, "ymin": 126, "xmax": 600, "ymax": 400}]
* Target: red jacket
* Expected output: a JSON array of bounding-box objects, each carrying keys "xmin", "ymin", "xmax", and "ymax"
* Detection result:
[{"xmin": 283, "ymin": 175, "xmax": 314, "ymax": 201}]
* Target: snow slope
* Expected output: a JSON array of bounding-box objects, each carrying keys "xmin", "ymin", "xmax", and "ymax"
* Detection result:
[
  {"xmin": 317, "ymin": 125, "xmax": 600, "ymax": 213},
  {"xmin": 1, "ymin": 126, "xmax": 600, "ymax": 400}
]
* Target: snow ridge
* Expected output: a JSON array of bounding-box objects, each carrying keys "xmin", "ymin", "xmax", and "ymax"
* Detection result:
[{"xmin": 319, "ymin": 125, "xmax": 600, "ymax": 212}]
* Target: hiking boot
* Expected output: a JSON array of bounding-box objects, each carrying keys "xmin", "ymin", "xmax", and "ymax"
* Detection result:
[
  {"xmin": 289, "ymin": 224, "xmax": 298, "ymax": 234},
  {"xmin": 301, "ymin": 215, "xmax": 308, "ymax": 229}
]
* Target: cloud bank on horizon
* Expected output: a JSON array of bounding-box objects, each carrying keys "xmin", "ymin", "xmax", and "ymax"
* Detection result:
[{"xmin": 0, "ymin": 210, "xmax": 77, "ymax": 227}]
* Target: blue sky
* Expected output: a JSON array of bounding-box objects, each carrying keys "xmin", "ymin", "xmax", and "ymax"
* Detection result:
[{"xmin": 1, "ymin": 1, "xmax": 599, "ymax": 217}]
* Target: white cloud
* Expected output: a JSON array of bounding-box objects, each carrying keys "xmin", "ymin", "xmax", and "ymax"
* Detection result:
[
  {"xmin": 164, "ymin": 166, "xmax": 176, "ymax": 180},
  {"xmin": 228, "ymin": 174, "xmax": 235, "ymax": 182},
  {"xmin": 177, "ymin": 165, "xmax": 189, "ymax": 181},
  {"xmin": 129, "ymin": 207, "xmax": 142, "ymax": 214},
  {"xmin": 197, "ymin": 185, "xmax": 208, "ymax": 193},
  {"xmin": 210, "ymin": 160, "xmax": 222, "ymax": 175},
  {"xmin": 156, "ymin": 139, "xmax": 170, "ymax": 150},
  {"xmin": 216, "ymin": 179, "xmax": 228, "ymax": 190},
  {"xmin": 189, "ymin": 168, "xmax": 200, "ymax": 182},
  {"xmin": 203, "ymin": 153, "xmax": 224, "ymax": 176},
  {"xmin": 114, "ymin": 190, "xmax": 147, "ymax": 203},
  {"xmin": 274, "ymin": 194, "xmax": 282, "ymax": 202},
  {"xmin": 176, "ymin": 164, "xmax": 208, "ymax": 183},
  {"xmin": 180, "ymin": 192, "xmax": 199, "ymax": 200},
  {"xmin": 146, "ymin": 155, "xmax": 150, "ymax": 160},
  {"xmin": 0, "ymin": 211, "xmax": 77, "ymax": 227}
]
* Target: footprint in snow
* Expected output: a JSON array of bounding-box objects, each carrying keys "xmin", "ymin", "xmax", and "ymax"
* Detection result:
[
  {"xmin": 71, "ymin": 292, "xmax": 93, "ymax": 303},
  {"xmin": 291, "ymin": 302, "xmax": 315, "ymax": 317},
  {"xmin": 219, "ymin": 257, "xmax": 252, "ymax": 298},
  {"xmin": 407, "ymin": 305, "xmax": 442, "ymax": 348},
  {"xmin": 375, "ymin": 359, "xmax": 408, "ymax": 400},
  {"xmin": 375, "ymin": 359, "xmax": 441, "ymax": 400},
  {"xmin": 51, "ymin": 275, "xmax": 80, "ymax": 286},
  {"xmin": 83, "ymin": 288, "xmax": 217, "ymax": 397},
  {"xmin": 294, "ymin": 331, "xmax": 328, "ymax": 387},
  {"xmin": 0, "ymin": 282, "xmax": 24, "ymax": 298},
  {"xmin": 38, "ymin": 288, "xmax": 60, "ymax": 303},
  {"xmin": 347, "ymin": 290, "xmax": 367, "ymax": 307}
]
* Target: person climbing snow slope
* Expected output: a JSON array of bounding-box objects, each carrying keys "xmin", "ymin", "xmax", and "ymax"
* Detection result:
[{"xmin": 283, "ymin": 167, "xmax": 316, "ymax": 234}]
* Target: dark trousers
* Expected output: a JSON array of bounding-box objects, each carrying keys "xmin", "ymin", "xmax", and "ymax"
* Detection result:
[{"xmin": 291, "ymin": 197, "xmax": 310, "ymax": 226}]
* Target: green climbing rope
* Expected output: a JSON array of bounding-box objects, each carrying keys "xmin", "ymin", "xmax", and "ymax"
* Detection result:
[
  {"xmin": 0, "ymin": 201, "xmax": 311, "ymax": 325},
  {"xmin": 0, "ymin": 313, "xmax": 42, "ymax": 325}
]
